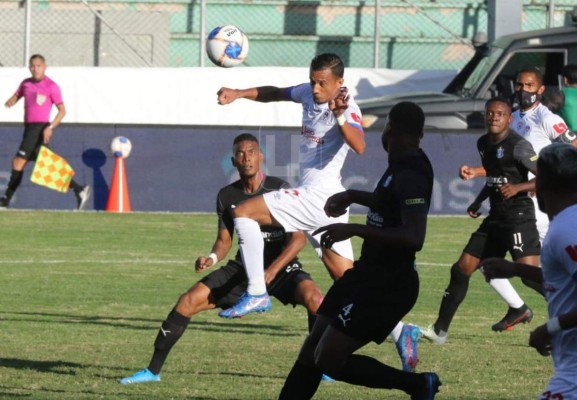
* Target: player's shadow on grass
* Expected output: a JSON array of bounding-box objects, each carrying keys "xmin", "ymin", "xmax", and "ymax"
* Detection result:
[
  {"xmin": 0, "ymin": 357, "xmax": 82, "ymax": 375},
  {"xmin": 0, "ymin": 311, "xmax": 303, "ymax": 336}
]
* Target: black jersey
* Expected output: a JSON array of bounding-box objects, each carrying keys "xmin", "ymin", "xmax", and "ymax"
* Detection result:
[
  {"xmin": 477, "ymin": 129, "xmax": 537, "ymax": 219},
  {"xmin": 357, "ymin": 149, "xmax": 434, "ymax": 273},
  {"xmin": 216, "ymin": 176, "xmax": 291, "ymax": 268}
]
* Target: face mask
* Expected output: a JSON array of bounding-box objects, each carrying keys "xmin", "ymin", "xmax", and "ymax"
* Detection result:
[{"xmin": 516, "ymin": 90, "xmax": 540, "ymax": 109}]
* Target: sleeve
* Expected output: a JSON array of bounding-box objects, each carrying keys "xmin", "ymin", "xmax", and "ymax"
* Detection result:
[
  {"xmin": 514, "ymin": 138, "xmax": 538, "ymax": 173},
  {"xmin": 542, "ymin": 113, "xmax": 569, "ymax": 141},
  {"xmin": 345, "ymin": 97, "xmax": 364, "ymax": 131},
  {"xmin": 50, "ymin": 81, "xmax": 64, "ymax": 105},
  {"xmin": 14, "ymin": 81, "xmax": 24, "ymax": 98},
  {"xmin": 395, "ymin": 164, "xmax": 431, "ymax": 215},
  {"xmin": 286, "ymin": 84, "xmax": 306, "ymax": 103},
  {"xmin": 216, "ymin": 190, "xmax": 233, "ymax": 237}
]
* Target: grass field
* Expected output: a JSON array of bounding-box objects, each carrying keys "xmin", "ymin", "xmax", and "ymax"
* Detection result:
[{"xmin": 0, "ymin": 211, "xmax": 550, "ymax": 399}]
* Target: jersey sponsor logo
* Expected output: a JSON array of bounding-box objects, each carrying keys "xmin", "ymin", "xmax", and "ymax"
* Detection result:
[
  {"xmin": 486, "ymin": 176, "xmax": 508, "ymax": 187},
  {"xmin": 530, "ymin": 155, "xmax": 538, "ymax": 162},
  {"xmin": 405, "ymin": 198, "xmax": 425, "ymax": 205},
  {"xmin": 565, "ymin": 244, "xmax": 577, "ymax": 262},
  {"xmin": 338, "ymin": 303, "xmax": 354, "ymax": 327},
  {"xmin": 553, "ymin": 122, "xmax": 569, "ymax": 134},
  {"xmin": 261, "ymin": 229, "xmax": 285, "ymax": 242},
  {"xmin": 366, "ymin": 210, "xmax": 384, "ymax": 227},
  {"xmin": 300, "ymin": 127, "xmax": 325, "ymax": 145},
  {"xmin": 496, "ymin": 146, "xmax": 504, "ymax": 159},
  {"xmin": 284, "ymin": 262, "xmax": 302, "ymax": 273},
  {"xmin": 283, "ymin": 189, "xmax": 300, "ymax": 197}
]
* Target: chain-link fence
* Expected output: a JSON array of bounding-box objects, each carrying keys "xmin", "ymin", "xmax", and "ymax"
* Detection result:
[{"xmin": 1, "ymin": 0, "xmax": 577, "ymax": 69}]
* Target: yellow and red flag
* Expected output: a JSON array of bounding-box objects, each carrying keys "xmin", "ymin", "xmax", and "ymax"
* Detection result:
[{"xmin": 31, "ymin": 146, "xmax": 75, "ymax": 193}]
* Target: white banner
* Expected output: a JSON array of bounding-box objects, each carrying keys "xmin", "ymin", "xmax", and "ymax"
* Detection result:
[{"xmin": 0, "ymin": 67, "xmax": 456, "ymax": 127}]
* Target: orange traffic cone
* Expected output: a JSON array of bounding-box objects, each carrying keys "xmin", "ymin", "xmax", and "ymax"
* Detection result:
[{"xmin": 106, "ymin": 155, "xmax": 131, "ymax": 212}]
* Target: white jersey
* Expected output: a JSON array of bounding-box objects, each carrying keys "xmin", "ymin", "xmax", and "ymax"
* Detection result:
[
  {"xmin": 510, "ymin": 103, "xmax": 570, "ymax": 241},
  {"xmin": 288, "ymin": 83, "xmax": 363, "ymax": 189},
  {"xmin": 510, "ymin": 103, "xmax": 568, "ymax": 156},
  {"xmin": 540, "ymin": 204, "xmax": 577, "ymax": 374}
]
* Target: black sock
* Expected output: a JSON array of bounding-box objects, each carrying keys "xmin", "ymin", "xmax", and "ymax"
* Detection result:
[
  {"xmin": 69, "ymin": 179, "xmax": 82, "ymax": 193},
  {"xmin": 5, "ymin": 170, "xmax": 24, "ymax": 199},
  {"xmin": 279, "ymin": 360, "xmax": 322, "ymax": 400},
  {"xmin": 338, "ymin": 354, "xmax": 415, "ymax": 394},
  {"xmin": 521, "ymin": 277, "xmax": 545, "ymax": 297},
  {"xmin": 147, "ymin": 309, "xmax": 190, "ymax": 375},
  {"xmin": 435, "ymin": 263, "xmax": 470, "ymax": 333}
]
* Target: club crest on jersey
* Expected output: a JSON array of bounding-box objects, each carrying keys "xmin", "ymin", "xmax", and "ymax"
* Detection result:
[
  {"xmin": 496, "ymin": 146, "xmax": 504, "ymax": 159},
  {"xmin": 383, "ymin": 175, "xmax": 392, "ymax": 187},
  {"xmin": 36, "ymin": 93, "xmax": 46, "ymax": 106}
]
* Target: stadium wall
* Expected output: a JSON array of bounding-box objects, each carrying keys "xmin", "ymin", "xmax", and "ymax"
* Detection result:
[{"xmin": 0, "ymin": 67, "xmax": 486, "ymax": 215}]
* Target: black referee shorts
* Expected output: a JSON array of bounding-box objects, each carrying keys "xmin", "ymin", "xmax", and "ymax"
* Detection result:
[
  {"xmin": 463, "ymin": 218, "xmax": 540, "ymax": 261},
  {"xmin": 319, "ymin": 264, "xmax": 419, "ymax": 345},
  {"xmin": 18, "ymin": 123, "xmax": 48, "ymax": 161},
  {"xmin": 200, "ymin": 259, "xmax": 312, "ymax": 309}
]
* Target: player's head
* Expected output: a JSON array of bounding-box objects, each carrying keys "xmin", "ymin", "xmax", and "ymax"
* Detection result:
[
  {"xmin": 562, "ymin": 64, "xmax": 577, "ymax": 86},
  {"xmin": 309, "ymin": 53, "xmax": 345, "ymax": 104},
  {"xmin": 536, "ymin": 143, "xmax": 577, "ymax": 215},
  {"xmin": 28, "ymin": 54, "xmax": 47, "ymax": 81},
  {"xmin": 484, "ymin": 96, "xmax": 513, "ymax": 135},
  {"xmin": 515, "ymin": 67, "xmax": 545, "ymax": 110},
  {"xmin": 231, "ymin": 133, "xmax": 263, "ymax": 178},
  {"xmin": 382, "ymin": 101, "xmax": 425, "ymax": 152}
]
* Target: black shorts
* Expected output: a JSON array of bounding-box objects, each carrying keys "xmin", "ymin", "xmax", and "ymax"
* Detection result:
[
  {"xmin": 200, "ymin": 259, "xmax": 312, "ymax": 309},
  {"xmin": 464, "ymin": 218, "xmax": 541, "ymax": 260},
  {"xmin": 18, "ymin": 123, "xmax": 48, "ymax": 161},
  {"xmin": 318, "ymin": 264, "xmax": 419, "ymax": 345}
]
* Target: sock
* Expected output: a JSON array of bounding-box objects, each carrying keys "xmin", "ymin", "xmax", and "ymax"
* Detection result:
[
  {"xmin": 5, "ymin": 169, "xmax": 24, "ymax": 199},
  {"xmin": 338, "ymin": 354, "xmax": 415, "ymax": 395},
  {"xmin": 234, "ymin": 217, "xmax": 266, "ymax": 295},
  {"xmin": 389, "ymin": 321, "xmax": 404, "ymax": 343},
  {"xmin": 521, "ymin": 277, "xmax": 546, "ymax": 297},
  {"xmin": 147, "ymin": 308, "xmax": 191, "ymax": 375},
  {"xmin": 279, "ymin": 360, "xmax": 322, "ymax": 400},
  {"xmin": 69, "ymin": 179, "xmax": 82, "ymax": 193},
  {"xmin": 435, "ymin": 263, "xmax": 470, "ymax": 333},
  {"xmin": 489, "ymin": 279, "xmax": 524, "ymax": 308}
]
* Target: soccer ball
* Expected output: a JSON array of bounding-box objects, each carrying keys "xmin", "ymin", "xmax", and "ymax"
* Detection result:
[
  {"xmin": 110, "ymin": 136, "xmax": 132, "ymax": 159},
  {"xmin": 206, "ymin": 24, "xmax": 249, "ymax": 68}
]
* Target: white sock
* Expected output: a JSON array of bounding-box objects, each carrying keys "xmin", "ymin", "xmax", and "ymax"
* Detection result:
[
  {"xmin": 489, "ymin": 278, "xmax": 524, "ymax": 309},
  {"xmin": 389, "ymin": 322, "xmax": 404, "ymax": 343},
  {"xmin": 234, "ymin": 217, "xmax": 266, "ymax": 295}
]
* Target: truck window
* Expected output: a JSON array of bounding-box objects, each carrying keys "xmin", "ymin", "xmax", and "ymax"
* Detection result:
[{"xmin": 487, "ymin": 50, "xmax": 566, "ymax": 99}]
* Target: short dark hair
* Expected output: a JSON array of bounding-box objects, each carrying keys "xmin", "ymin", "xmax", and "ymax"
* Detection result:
[
  {"xmin": 233, "ymin": 133, "xmax": 259, "ymax": 147},
  {"xmin": 388, "ymin": 101, "xmax": 425, "ymax": 138},
  {"xmin": 310, "ymin": 53, "xmax": 344, "ymax": 78},
  {"xmin": 29, "ymin": 54, "xmax": 45, "ymax": 63},
  {"xmin": 485, "ymin": 96, "xmax": 513, "ymax": 114},
  {"xmin": 562, "ymin": 64, "xmax": 577, "ymax": 85},
  {"xmin": 537, "ymin": 143, "xmax": 577, "ymax": 194},
  {"xmin": 517, "ymin": 67, "xmax": 544, "ymax": 86}
]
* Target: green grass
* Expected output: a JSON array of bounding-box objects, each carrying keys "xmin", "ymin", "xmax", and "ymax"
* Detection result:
[{"xmin": 0, "ymin": 211, "xmax": 550, "ymax": 399}]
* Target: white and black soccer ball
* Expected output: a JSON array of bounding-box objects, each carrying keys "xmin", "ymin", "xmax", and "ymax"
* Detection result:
[
  {"xmin": 206, "ymin": 24, "xmax": 249, "ymax": 68},
  {"xmin": 110, "ymin": 136, "xmax": 132, "ymax": 159}
]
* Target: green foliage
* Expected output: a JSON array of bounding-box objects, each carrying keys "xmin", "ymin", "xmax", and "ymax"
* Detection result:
[{"xmin": 0, "ymin": 212, "xmax": 550, "ymax": 399}]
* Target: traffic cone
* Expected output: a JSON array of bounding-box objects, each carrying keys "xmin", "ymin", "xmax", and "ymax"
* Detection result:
[{"xmin": 106, "ymin": 155, "xmax": 131, "ymax": 212}]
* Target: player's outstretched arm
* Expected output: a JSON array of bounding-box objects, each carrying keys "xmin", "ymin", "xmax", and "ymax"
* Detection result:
[
  {"xmin": 4, "ymin": 94, "xmax": 19, "ymax": 108},
  {"xmin": 217, "ymin": 86, "xmax": 290, "ymax": 105},
  {"xmin": 459, "ymin": 165, "xmax": 486, "ymax": 180},
  {"xmin": 479, "ymin": 257, "xmax": 543, "ymax": 284},
  {"xmin": 195, "ymin": 227, "xmax": 232, "ymax": 272},
  {"xmin": 264, "ymin": 231, "xmax": 307, "ymax": 285}
]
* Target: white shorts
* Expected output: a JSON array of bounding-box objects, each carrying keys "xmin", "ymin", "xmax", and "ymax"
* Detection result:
[
  {"xmin": 532, "ymin": 196, "xmax": 549, "ymax": 243},
  {"xmin": 539, "ymin": 372, "xmax": 577, "ymax": 400},
  {"xmin": 263, "ymin": 185, "xmax": 354, "ymax": 261}
]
